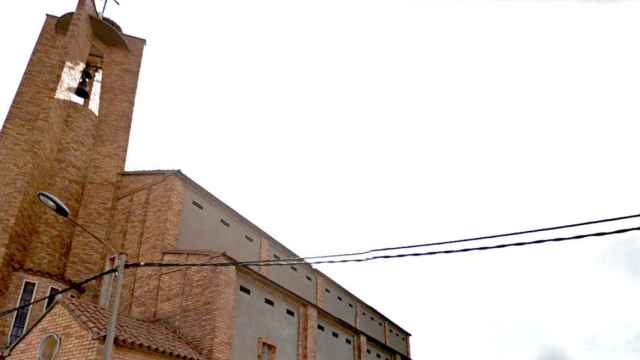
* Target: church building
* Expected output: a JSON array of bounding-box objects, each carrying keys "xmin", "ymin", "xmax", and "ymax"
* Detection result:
[{"xmin": 0, "ymin": 1, "xmax": 412, "ymax": 359}]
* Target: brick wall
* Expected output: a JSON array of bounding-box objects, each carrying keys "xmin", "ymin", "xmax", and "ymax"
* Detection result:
[
  {"xmin": 0, "ymin": 0, "xmax": 145, "ymax": 344},
  {"xmin": 111, "ymin": 174, "xmax": 184, "ymax": 320},
  {"xmin": 8, "ymin": 304, "xmax": 98, "ymax": 359}
]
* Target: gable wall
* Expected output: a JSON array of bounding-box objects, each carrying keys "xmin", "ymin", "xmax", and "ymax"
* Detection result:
[{"xmin": 8, "ymin": 305, "xmax": 98, "ymax": 359}]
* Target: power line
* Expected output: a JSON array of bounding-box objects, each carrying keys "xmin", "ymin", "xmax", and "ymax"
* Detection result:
[
  {"xmin": 128, "ymin": 226, "xmax": 640, "ymax": 269},
  {"xmin": 2, "ymin": 225, "xmax": 638, "ymax": 320},
  {"xmin": 0, "ymin": 268, "xmax": 115, "ymax": 319},
  {"xmin": 218, "ymin": 211, "xmax": 640, "ymax": 266}
]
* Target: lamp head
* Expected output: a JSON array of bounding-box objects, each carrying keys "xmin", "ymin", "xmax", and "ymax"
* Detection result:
[{"xmin": 37, "ymin": 192, "xmax": 70, "ymax": 218}]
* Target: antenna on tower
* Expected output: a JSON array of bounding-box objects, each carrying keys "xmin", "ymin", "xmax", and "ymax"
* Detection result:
[{"xmin": 99, "ymin": 0, "xmax": 120, "ymax": 20}]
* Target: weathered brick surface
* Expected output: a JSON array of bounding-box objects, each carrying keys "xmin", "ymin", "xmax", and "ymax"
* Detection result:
[
  {"xmin": 111, "ymin": 175, "xmax": 184, "ymax": 320},
  {"xmin": 0, "ymin": 272, "xmax": 69, "ymax": 344},
  {"xmin": 0, "ymin": 0, "xmax": 145, "ymax": 346},
  {"xmin": 298, "ymin": 305, "xmax": 317, "ymax": 360},
  {"xmin": 151, "ymin": 252, "xmax": 237, "ymax": 360},
  {"xmin": 8, "ymin": 304, "xmax": 99, "ymax": 360},
  {"xmin": 358, "ymin": 334, "xmax": 367, "ymax": 360}
]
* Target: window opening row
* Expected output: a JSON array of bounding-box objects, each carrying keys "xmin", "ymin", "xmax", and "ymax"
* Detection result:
[
  {"xmin": 210, "ymin": 211, "xmax": 257, "ymax": 245},
  {"xmin": 362, "ymin": 312, "xmax": 384, "ymax": 328},
  {"xmin": 239, "ymin": 285, "xmax": 296, "ymax": 318},
  {"xmin": 325, "ymin": 288, "xmax": 354, "ymax": 309},
  {"xmin": 389, "ymin": 329, "xmax": 406, "ymax": 341},
  {"xmin": 366, "ymin": 349, "xmax": 390, "ymax": 360},
  {"xmin": 272, "ymin": 254, "xmax": 314, "ymax": 283},
  {"xmin": 316, "ymin": 324, "xmax": 353, "ymax": 346}
]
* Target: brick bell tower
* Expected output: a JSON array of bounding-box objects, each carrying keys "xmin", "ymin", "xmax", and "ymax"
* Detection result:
[{"xmin": 0, "ymin": 0, "xmax": 144, "ymax": 345}]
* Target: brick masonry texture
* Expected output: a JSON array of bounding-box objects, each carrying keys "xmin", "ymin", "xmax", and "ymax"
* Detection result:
[
  {"xmin": 0, "ymin": 0, "xmax": 144, "ymax": 347},
  {"xmin": 8, "ymin": 304, "xmax": 99, "ymax": 359}
]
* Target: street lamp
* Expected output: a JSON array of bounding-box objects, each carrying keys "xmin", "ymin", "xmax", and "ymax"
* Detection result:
[{"xmin": 37, "ymin": 191, "xmax": 125, "ymax": 360}]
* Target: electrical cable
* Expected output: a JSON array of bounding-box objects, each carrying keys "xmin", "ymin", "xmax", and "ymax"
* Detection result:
[
  {"xmin": 0, "ymin": 268, "xmax": 116, "ymax": 319},
  {"xmin": 127, "ymin": 226, "xmax": 640, "ymax": 269},
  {"xmin": 216, "ymin": 211, "xmax": 640, "ymax": 265},
  {"xmin": 3, "ymin": 222, "xmax": 639, "ymax": 319}
]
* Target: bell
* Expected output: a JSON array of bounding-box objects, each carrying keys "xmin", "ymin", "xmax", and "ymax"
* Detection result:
[
  {"xmin": 81, "ymin": 67, "xmax": 93, "ymax": 81},
  {"xmin": 74, "ymin": 78, "xmax": 90, "ymax": 99}
]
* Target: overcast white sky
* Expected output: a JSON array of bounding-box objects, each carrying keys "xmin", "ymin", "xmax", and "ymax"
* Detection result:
[{"xmin": 3, "ymin": 1, "xmax": 640, "ymax": 359}]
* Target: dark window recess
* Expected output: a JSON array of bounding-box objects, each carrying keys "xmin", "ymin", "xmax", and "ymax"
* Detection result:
[
  {"xmin": 286, "ymin": 309, "xmax": 295, "ymax": 317},
  {"xmin": 337, "ymin": 296, "xmax": 343, "ymax": 301},
  {"xmin": 362, "ymin": 312, "xmax": 366, "ymax": 316},
  {"xmin": 192, "ymin": 200, "xmax": 204, "ymax": 210},
  {"xmin": 239, "ymin": 286, "xmax": 251, "ymax": 295},
  {"xmin": 370, "ymin": 317, "xmax": 375, "ymax": 321},
  {"xmin": 346, "ymin": 338, "xmax": 352, "ymax": 345},
  {"xmin": 220, "ymin": 218, "xmax": 230, "ymax": 227},
  {"xmin": 376, "ymin": 354, "xmax": 381, "ymax": 359},
  {"xmin": 9, "ymin": 281, "xmax": 36, "ymax": 345},
  {"xmin": 332, "ymin": 331, "xmax": 339, "ymax": 338},
  {"xmin": 402, "ymin": 337, "xmax": 406, "ymax": 341},
  {"xmin": 305, "ymin": 275, "xmax": 313, "ymax": 282},
  {"xmin": 395, "ymin": 333, "xmax": 399, "ymax": 337},
  {"xmin": 317, "ymin": 324, "xmax": 325, "ymax": 331},
  {"xmin": 348, "ymin": 303, "xmax": 353, "ymax": 308},
  {"xmin": 389, "ymin": 329, "xmax": 393, "ymax": 333},
  {"xmin": 378, "ymin": 322, "xmax": 383, "ymax": 327},
  {"xmin": 44, "ymin": 287, "xmax": 60, "ymax": 310},
  {"xmin": 367, "ymin": 350, "xmax": 372, "ymax": 354},
  {"xmin": 264, "ymin": 298, "xmax": 274, "ymax": 306},
  {"xmin": 290, "ymin": 266, "xmax": 297, "ymax": 272},
  {"xmin": 325, "ymin": 288, "xmax": 331, "ymax": 294},
  {"xmin": 273, "ymin": 254, "xmax": 281, "ymax": 260},
  {"xmin": 244, "ymin": 235, "xmax": 254, "ymax": 243},
  {"xmin": 261, "ymin": 342, "xmax": 276, "ymax": 360}
]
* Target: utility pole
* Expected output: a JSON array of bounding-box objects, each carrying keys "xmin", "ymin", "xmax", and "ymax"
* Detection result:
[{"xmin": 103, "ymin": 253, "xmax": 126, "ymax": 360}]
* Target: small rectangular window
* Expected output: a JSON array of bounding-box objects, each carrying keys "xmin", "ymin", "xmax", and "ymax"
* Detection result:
[
  {"xmin": 367, "ymin": 349, "xmax": 372, "ymax": 354},
  {"xmin": 305, "ymin": 275, "xmax": 313, "ymax": 282},
  {"xmin": 44, "ymin": 287, "xmax": 60, "ymax": 311},
  {"xmin": 345, "ymin": 338, "xmax": 352, "ymax": 345},
  {"xmin": 192, "ymin": 200, "xmax": 204, "ymax": 210},
  {"xmin": 370, "ymin": 317, "xmax": 374, "ymax": 321},
  {"xmin": 260, "ymin": 341, "xmax": 276, "ymax": 360},
  {"xmin": 362, "ymin": 312, "xmax": 366, "ymax": 316},
  {"xmin": 273, "ymin": 254, "xmax": 281, "ymax": 260},
  {"xmin": 239, "ymin": 286, "xmax": 251, "ymax": 295},
  {"xmin": 376, "ymin": 354, "xmax": 381, "ymax": 359},
  {"xmin": 290, "ymin": 266, "xmax": 297, "ymax": 272},
  {"xmin": 9, "ymin": 281, "xmax": 37, "ymax": 345},
  {"xmin": 332, "ymin": 331, "xmax": 339, "ymax": 338},
  {"xmin": 220, "ymin": 218, "xmax": 230, "ymax": 227},
  {"xmin": 245, "ymin": 235, "xmax": 255, "ymax": 243},
  {"xmin": 286, "ymin": 309, "xmax": 295, "ymax": 317},
  {"xmin": 337, "ymin": 296, "xmax": 343, "ymax": 301},
  {"xmin": 348, "ymin": 303, "xmax": 353, "ymax": 308},
  {"xmin": 325, "ymin": 288, "xmax": 331, "ymax": 294},
  {"xmin": 264, "ymin": 298, "xmax": 274, "ymax": 306},
  {"xmin": 317, "ymin": 324, "xmax": 325, "ymax": 331},
  {"xmin": 378, "ymin": 322, "xmax": 383, "ymax": 327}
]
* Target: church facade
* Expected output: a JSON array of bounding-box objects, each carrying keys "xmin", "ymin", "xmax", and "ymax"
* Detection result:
[{"xmin": 0, "ymin": 1, "xmax": 411, "ymax": 359}]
